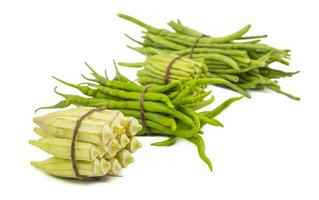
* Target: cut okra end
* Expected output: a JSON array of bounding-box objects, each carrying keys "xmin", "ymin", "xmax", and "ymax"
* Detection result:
[
  {"xmin": 99, "ymin": 159, "xmax": 111, "ymax": 175},
  {"xmin": 97, "ymin": 145, "xmax": 108, "ymax": 158},
  {"xmin": 106, "ymin": 138, "xmax": 123, "ymax": 158},
  {"xmin": 107, "ymin": 158, "xmax": 122, "ymax": 176},
  {"xmin": 116, "ymin": 149, "xmax": 134, "ymax": 168},
  {"xmin": 120, "ymin": 117, "xmax": 142, "ymax": 136},
  {"xmin": 126, "ymin": 137, "xmax": 142, "ymax": 153},
  {"xmin": 101, "ymin": 124, "xmax": 113, "ymax": 144},
  {"xmin": 116, "ymin": 134, "xmax": 130, "ymax": 148},
  {"xmin": 112, "ymin": 124, "xmax": 126, "ymax": 136}
]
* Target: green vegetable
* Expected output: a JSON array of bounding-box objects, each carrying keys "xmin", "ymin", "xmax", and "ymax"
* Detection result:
[
  {"xmin": 116, "ymin": 134, "xmax": 130, "ymax": 148},
  {"xmin": 126, "ymin": 137, "xmax": 142, "ymax": 153},
  {"xmin": 87, "ymin": 83, "xmax": 175, "ymax": 108},
  {"xmin": 36, "ymin": 64, "xmax": 241, "ymax": 170},
  {"xmin": 104, "ymin": 138, "xmax": 122, "ymax": 158},
  {"xmin": 117, "ymin": 14, "xmax": 300, "ymax": 100},
  {"xmin": 31, "ymin": 157, "xmax": 110, "ymax": 178},
  {"xmin": 107, "ymin": 158, "xmax": 122, "ymax": 176},
  {"xmin": 187, "ymin": 135, "xmax": 212, "ymax": 171},
  {"xmin": 151, "ymin": 136, "xmax": 177, "ymax": 146},
  {"xmin": 29, "ymin": 137, "xmax": 104, "ymax": 161},
  {"xmin": 116, "ymin": 149, "xmax": 134, "ymax": 168},
  {"xmin": 30, "ymin": 107, "xmax": 142, "ymax": 179}
]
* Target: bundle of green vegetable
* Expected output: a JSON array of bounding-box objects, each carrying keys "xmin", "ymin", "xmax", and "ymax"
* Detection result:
[
  {"xmin": 30, "ymin": 107, "xmax": 142, "ymax": 179},
  {"xmin": 117, "ymin": 14, "xmax": 300, "ymax": 100},
  {"xmin": 36, "ymin": 63, "xmax": 242, "ymax": 170},
  {"xmin": 135, "ymin": 53, "xmax": 208, "ymax": 84},
  {"xmin": 121, "ymin": 53, "xmax": 248, "ymax": 97}
]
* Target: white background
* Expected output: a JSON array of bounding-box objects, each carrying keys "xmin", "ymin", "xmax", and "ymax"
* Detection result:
[{"xmin": 1, "ymin": 0, "xmax": 318, "ymax": 199}]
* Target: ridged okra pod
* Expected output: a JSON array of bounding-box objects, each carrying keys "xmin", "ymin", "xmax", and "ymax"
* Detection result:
[
  {"xmin": 31, "ymin": 157, "xmax": 110, "ymax": 178},
  {"xmin": 33, "ymin": 108, "xmax": 126, "ymax": 145},
  {"xmin": 29, "ymin": 137, "xmax": 104, "ymax": 161}
]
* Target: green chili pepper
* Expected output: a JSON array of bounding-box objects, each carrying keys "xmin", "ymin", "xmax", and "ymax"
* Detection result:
[
  {"xmin": 88, "ymin": 83, "xmax": 175, "ymax": 108},
  {"xmin": 187, "ymin": 135, "xmax": 212, "ymax": 171},
  {"xmin": 204, "ymin": 96, "xmax": 243, "ymax": 118},
  {"xmin": 40, "ymin": 90, "xmax": 195, "ymax": 128},
  {"xmin": 118, "ymin": 109, "xmax": 177, "ymax": 131},
  {"xmin": 185, "ymin": 96, "xmax": 215, "ymax": 111},
  {"xmin": 151, "ymin": 136, "xmax": 177, "ymax": 146}
]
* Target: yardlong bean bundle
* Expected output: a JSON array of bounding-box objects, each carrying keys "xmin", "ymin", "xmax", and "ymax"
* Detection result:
[
  {"xmin": 37, "ymin": 64, "xmax": 242, "ymax": 170},
  {"xmin": 117, "ymin": 14, "xmax": 300, "ymax": 100}
]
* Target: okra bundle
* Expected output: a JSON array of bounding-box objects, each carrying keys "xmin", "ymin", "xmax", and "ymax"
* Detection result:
[
  {"xmin": 36, "ymin": 63, "xmax": 242, "ymax": 170},
  {"xmin": 30, "ymin": 107, "xmax": 142, "ymax": 179},
  {"xmin": 117, "ymin": 14, "xmax": 300, "ymax": 100}
]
